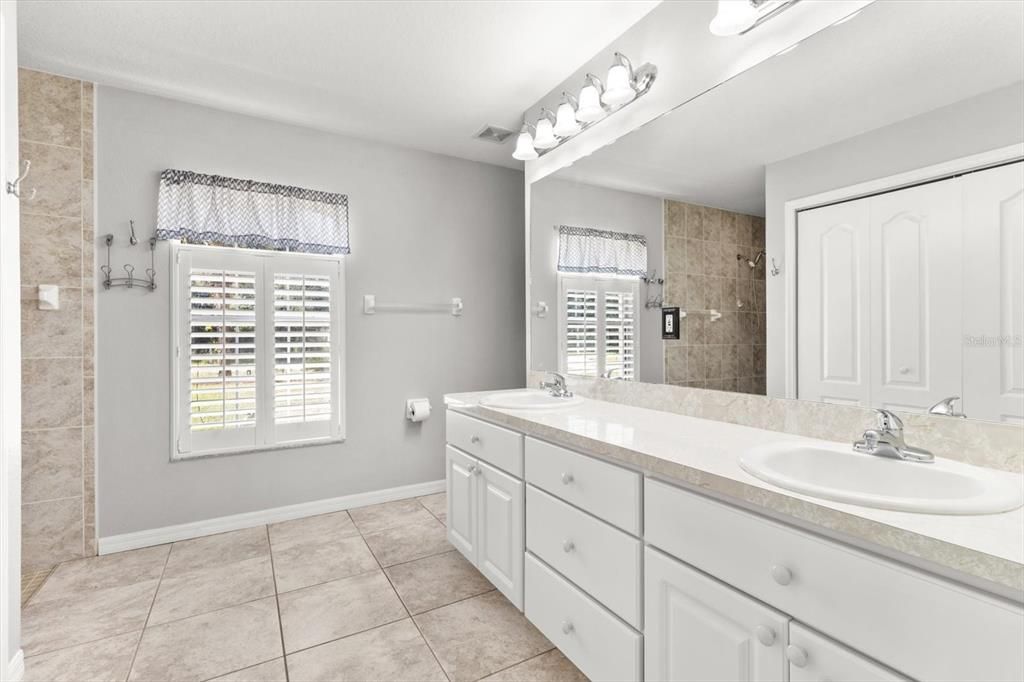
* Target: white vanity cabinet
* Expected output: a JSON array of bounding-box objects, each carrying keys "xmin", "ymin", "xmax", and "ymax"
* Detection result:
[
  {"xmin": 645, "ymin": 546, "xmax": 789, "ymax": 682},
  {"xmin": 445, "ymin": 412, "xmax": 525, "ymax": 609}
]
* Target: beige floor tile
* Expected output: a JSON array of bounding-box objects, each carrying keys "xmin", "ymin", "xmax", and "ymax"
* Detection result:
[
  {"xmin": 418, "ymin": 493, "xmax": 447, "ymax": 524},
  {"xmin": 22, "ymin": 579, "xmax": 158, "ymax": 655},
  {"xmin": 385, "ymin": 550, "xmax": 492, "ymax": 614},
  {"xmin": 31, "ymin": 545, "xmax": 169, "ymax": 604},
  {"xmin": 349, "ymin": 498, "xmax": 437, "ymax": 534},
  {"xmin": 23, "ymin": 630, "xmax": 140, "ymax": 682},
  {"xmin": 271, "ymin": 534, "xmax": 377, "ymax": 593},
  {"xmin": 129, "ymin": 597, "xmax": 281, "ymax": 682},
  {"xmin": 149, "ymin": 555, "xmax": 275, "ymax": 625},
  {"xmin": 208, "ymin": 658, "xmax": 287, "ymax": 682},
  {"xmin": 269, "ymin": 510, "xmax": 358, "ymax": 549},
  {"xmin": 278, "ymin": 570, "xmax": 406, "ymax": 653},
  {"xmin": 286, "ymin": 619, "xmax": 446, "ymax": 682},
  {"xmin": 414, "ymin": 591, "xmax": 552, "ymax": 682},
  {"xmin": 362, "ymin": 517, "xmax": 451, "ymax": 567},
  {"xmin": 482, "ymin": 649, "xmax": 589, "ymax": 682},
  {"xmin": 164, "ymin": 526, "xmax": 269, "ymax": 577}
]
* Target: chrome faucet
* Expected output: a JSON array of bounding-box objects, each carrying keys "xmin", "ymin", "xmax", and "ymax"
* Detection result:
[
  {"xmin": 928, "ymin": 396, "xmax": 966, "ymax": 419},
  {"xmin": 853, "ymin": 408, "xmax": 934, "ymax": 463},
  {"xmin": 539, "ymin": 372, "xmax": 573, "ymax": 398}
]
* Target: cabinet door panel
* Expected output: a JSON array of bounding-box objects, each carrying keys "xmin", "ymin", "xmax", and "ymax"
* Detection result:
[
  {"xmin": 478, "ymin": 459, "xmax": 524, "ymax": 609},
  {"xmin": 446, "ymin": 445, "xmax": 477, "ymax": 564},
  {"xmin": 789, "ymin": 622, "xmax": 908, "ymax": 682},
  {"xmin": 645, "ymin": 547, "xmax": 789, "ymax": 682}
]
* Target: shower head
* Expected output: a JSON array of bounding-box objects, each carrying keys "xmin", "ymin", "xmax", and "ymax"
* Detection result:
[{"xmin": 737, "ymin": 250, "xmax": 766, "ymax": 268}]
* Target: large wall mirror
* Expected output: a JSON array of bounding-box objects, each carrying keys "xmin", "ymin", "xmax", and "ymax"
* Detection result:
[{"xmin": 528, "ymin": 0, "xmax": 1024, "ymax": 424}]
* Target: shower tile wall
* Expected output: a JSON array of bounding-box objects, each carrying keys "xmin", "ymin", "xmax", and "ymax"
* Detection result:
[
  {"xmin": 663, "ymin": 200, "xmax": 766, "ymax": 394},
  {"xmin": 18, "ymin": 68, "xmax": 97, "ymax": 571}
]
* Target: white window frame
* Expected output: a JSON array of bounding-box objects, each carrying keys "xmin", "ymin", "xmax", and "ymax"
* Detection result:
[
  {"xmin": 557, "ymin": 273, "xmax": 639, "ymax": 380},
  {"xmin": 170, "ymin": 242, "xmax": 346, "ymax": 460}
]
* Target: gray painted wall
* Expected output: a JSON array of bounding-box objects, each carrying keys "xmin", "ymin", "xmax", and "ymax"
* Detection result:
[
  {"xmin": 764, "ymin": 82, "xmax": 1024, "ymax": 396},
  {"xmin": 530, "ymin": 177, "xmax": 664, "ymax": 384},
  {"xmin": 96, "ymin": 86, "xmax": 524, "ymax": 537}
]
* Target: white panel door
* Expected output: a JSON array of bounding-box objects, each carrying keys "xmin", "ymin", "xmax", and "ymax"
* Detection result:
[
  {"xmin": 962, "ymin": 162, "xmax": 1024, "ymax": 423},
  {"xmin": 868, "ymin": 179, "xmax": 962, "ymax": 413},
  {"xmin": 645, "ymin": 547, "xmax": 789, "ymax": 682},
  {"xmin": 797, "ymin": 198, "xmax": 871, "ymax": 405},
  {"xmin": 445, "ymin": 445, "xmax": 477, "ymax": 564},
  {"xmin": 477, "ymin": 459, "xmax": 524, "ymax": 609},
  {"xmin": 788, "ymin": 622, "xmax": 908, "ymax": 682}
]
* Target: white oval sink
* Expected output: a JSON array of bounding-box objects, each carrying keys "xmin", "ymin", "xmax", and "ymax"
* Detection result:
[
  {"xmin": 480, "ymin": 389, "xmax": 584, "ymax": 411},
  {"xmin": 739, "ymin": 441, "xmax": 1024, "ymax": 515}
]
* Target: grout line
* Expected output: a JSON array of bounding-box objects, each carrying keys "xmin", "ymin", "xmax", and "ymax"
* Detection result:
[
  {"xmin": 410, "ymin": 588, "xmax": 497, "ymax": 620},
  {"xmin": 266, "ymin": 524, "xmax": 291, "ymax": 682},
  {"xmin": 379, "ymin": 565, "xmax": 451, "ymax": 682},
  {"xmin": 475, "ymin": 646, "xmax": 559, "ymax": 680},
  {"xmin": 124, "ymin": 542, "xmax": 173, "ymax": 681},
  {"xmin": 282, "ymin": 614, "xmax": 411, "ymax": 659}
]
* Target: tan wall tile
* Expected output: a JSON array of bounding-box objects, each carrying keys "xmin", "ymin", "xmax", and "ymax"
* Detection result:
[
  {"xmin": 19, "ymin": 141, "xmax": 82, "ymax": 218},
  {"xmin": 20, "ymin": 213, "xmax": 82, "ymax": 287},
  {"xmin": 83, "ymin": 376, "xmax": 95, "ymax": 426},
  {"xmin": 18, "ymin": 69, "xmax": 82, "ymax": 148},
  {"xmin": 22, "ymin": 427, "xmax": 84, "ymax": 504},
  {"xmin": 82, "ymin": 130, "xmax": 94, "ymax": 180},
  {"xmin": 22, "ymin": 357, "xmax": 84, "ymax": 430},
  {"xmin": 21, "ymin": 285, "xmax": 83, "ymax": 358},
  {"xmin": 22, "ymin": 497, "xmax": 84, "ymax": 570}
]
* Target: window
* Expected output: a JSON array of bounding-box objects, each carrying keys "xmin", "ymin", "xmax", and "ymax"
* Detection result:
[
  {"xmin": 172, "ymin": 244, "xmax": 344, "ymax": 459},
  {"xmin": 559, "ymin": 274, "xmax": 637, "ymax": 380}
]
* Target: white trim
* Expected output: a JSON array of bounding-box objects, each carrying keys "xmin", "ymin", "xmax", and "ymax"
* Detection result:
[
  {"xmin": 98, "ymin": 479, "xmax": 445, "ymax": 554},
  {"xmin": 781, "ymin": 143, "xmax": 1024, "ymax": 399},
  {"xmin": 6, "ymin": 650, "xmax": 24, "ymax": 682}
]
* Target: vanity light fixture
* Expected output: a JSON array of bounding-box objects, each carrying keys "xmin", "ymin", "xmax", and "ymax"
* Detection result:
[
  {"xmin": 533, "ymin": 109, "xmax": 559, "ymax": 149},
  {"xmin": 602, "ymin": 53, "xmax": 638, "ymax": 106},
  {"xmin": 511, "ymin": 52, "xmax": 657, "ymax": 162},
  {"xmin": 709, "ymin": 0, "xmax": 802, "ymax": 37},
  {"xmin": 512, "ymin": 122, "xmax": 539, "ymax": 161},
  {"xmin": 553, "ymin": 93, "xmax": 582, "ymax": 137},
  {"xmin": 575, "ymin": 74, "xmax": 607, "ymax": 123}
]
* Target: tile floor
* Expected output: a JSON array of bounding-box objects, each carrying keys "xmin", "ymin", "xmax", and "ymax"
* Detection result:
[{"xmin": 21, "ymin": 492, "xmax": 588, "ymax": 682}]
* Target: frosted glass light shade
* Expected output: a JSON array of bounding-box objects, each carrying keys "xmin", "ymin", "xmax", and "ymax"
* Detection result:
[
  {"xmin": 576, "ymin": 84, "xmax": 605, "ymax": 122},
  {"xmin": 553, "ymin": 102, "xmax": 581, "ymax": 137},
  {"xmin": 709, "ymin": 0, "xmax": 758, "ymax": 36},
  {"xmin": 533, "ymin": 117, "xmax": 558, "ymax": 149},
  {"xmin": 602, "ymin": 63, "xmax": 636, "ymax": 106},
  {"xmin": 512, "ymin": 131, "xmax": 538, "ymax": 161}
]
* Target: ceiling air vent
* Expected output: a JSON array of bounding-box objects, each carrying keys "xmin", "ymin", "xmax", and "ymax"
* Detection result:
[{"xmin": 474, "ymin": 125, "xmax": 516, "ymax": 145}]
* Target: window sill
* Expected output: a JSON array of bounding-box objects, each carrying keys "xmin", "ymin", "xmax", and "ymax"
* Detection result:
[{"xmin": 171, "ymin": 436, "xmax": 346, "ymax": 462}]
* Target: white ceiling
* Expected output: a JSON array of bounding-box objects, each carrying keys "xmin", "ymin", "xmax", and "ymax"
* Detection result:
[
  {"xmin": 554, "ymin": 0, "xmax": 1024, "ymax": 215},
  {"xmin": 17, "ymin": 0, "xmax": 660, "ymax": 169}
]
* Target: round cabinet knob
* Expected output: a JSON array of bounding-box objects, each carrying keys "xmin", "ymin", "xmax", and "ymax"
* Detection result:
[
  {"xmin": 562, "ymin": 620, "xmax": 575, "ymax": 635},
  {"xmin": 899, "ymin": 366, "xmax": 911, "ymax": 375},
  {"xmin": 786, "ymin": 645, "xmax": 809, "ymax": 668},
  {"xmin": 470, "ymin": 435, "xmax": 481, "ymax": 444},
  {"xmin": 562, "ymin": 540, "xmax": 575, "ymax": 553},
  {"xmin": 754, "ymin": 625, "xmax": 776, "ymax": 647},
  {"xmin": 466, "ymin": 464, "xmax": 476, "ymax": 474},
  {"xmin": 473, "ymin": 465, "xmax": 482, "ymax": 476},
  {"xmin": 770, "ymin": 564, "xmax": 793, "ymax": 586},
  {"xmin": 561, "ymin": 472, "xmax": 574, "ymax": 485}
]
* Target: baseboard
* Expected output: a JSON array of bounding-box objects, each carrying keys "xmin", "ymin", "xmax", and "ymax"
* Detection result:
[
  {"xmin": 6, "ymin": 649, "xmax": 24, "ymax": 682},
  {"xmin": 98, "ymin": 479, "xmax": 445, "ymax": 555}
]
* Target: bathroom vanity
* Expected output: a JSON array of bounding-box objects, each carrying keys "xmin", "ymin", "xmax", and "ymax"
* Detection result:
[{"xmin": 444, "ymin": 392, "xmax": 1024, "ymax": 682}]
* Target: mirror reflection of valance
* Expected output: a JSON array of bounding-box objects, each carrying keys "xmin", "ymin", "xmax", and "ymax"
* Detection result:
[
  {"xmin": 557, "ymin": 225, "xmax": 647, "ymax": 277},
  {"xmin": 155, "ymin": 169, "xmax": 350, "ymax": 255}
]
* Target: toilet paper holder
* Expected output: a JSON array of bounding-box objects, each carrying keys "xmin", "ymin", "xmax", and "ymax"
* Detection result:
[{"xmin": 406, "ymin": 398, "xmax": 432, "ymax": 422}]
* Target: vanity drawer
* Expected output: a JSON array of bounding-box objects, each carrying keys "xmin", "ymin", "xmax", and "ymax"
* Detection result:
[
  {"xmin": 645, "ymin": 478, "xmax": 1024, "ymax": 682},
  {"xmin": 525, "ymin": 553, "xmax": 642, "ymax": 682},
  {"xmin": 788, "ymin": 622, "xmax": 908, "ymax": 682},
  {"xmin": 525, "ymin": 437, "xmax": 641, "ymax": 534},
  {"xmin": 446, "ymin": 410, "xmax": 523, "ymax": 477},
  {"xmin": 526, "ymin": 485, "xmax": 642, "ymax": 628}
]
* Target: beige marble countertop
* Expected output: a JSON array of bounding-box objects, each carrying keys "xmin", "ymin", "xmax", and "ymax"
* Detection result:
[{"xmin": 445, "ymin": 390, "xmax": 1024, "ymax": 600}]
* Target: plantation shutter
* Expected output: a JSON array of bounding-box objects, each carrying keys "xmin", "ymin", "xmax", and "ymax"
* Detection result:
[
  {"xmin": 564, "ymin": 286, "xmax": 599, "ymax": 377},
  {"xmin": 274, "ymin": 273, "xmax": 333, "ymax": 425},
  {"xmin": 559, "ymin": 275, "xmax": 639, "ymax": 381},
  {"xmin": 604, "ymin": 289, "xmax": 636, "ymax": 380}
]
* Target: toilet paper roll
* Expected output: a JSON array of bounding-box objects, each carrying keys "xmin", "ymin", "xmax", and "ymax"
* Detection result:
[{"xmin": 406, "ymin": 398, "xmax": 431, "ymax": 423}]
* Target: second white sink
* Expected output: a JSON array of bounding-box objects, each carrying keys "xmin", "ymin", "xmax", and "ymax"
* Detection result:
[
  {"xmin": 480, "ymin": 389, "xmax": 584, "ymax": 411},
  {"xmin": 739, "ymin": 441, "xmax": 1024, "ymax": 515}
]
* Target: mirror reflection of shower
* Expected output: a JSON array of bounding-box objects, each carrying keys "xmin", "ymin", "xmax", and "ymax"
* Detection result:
[{"xmin": 733, "ymin": 251, "xmax": 766, "ymax": 308}]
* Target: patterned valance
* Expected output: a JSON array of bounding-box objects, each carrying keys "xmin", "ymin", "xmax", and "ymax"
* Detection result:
[
  {"xmin": 557, "ymin": 225, "xmax": 647, "ymax": 278},
  {"xmin": 156, "ymin": 169, "xmax": 350, "ymax": 255}
]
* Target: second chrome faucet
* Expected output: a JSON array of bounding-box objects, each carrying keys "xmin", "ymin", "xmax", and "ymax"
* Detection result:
[{"xmin": 853, "ymin": 408, "xmax": 934, "ymax": 463}]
